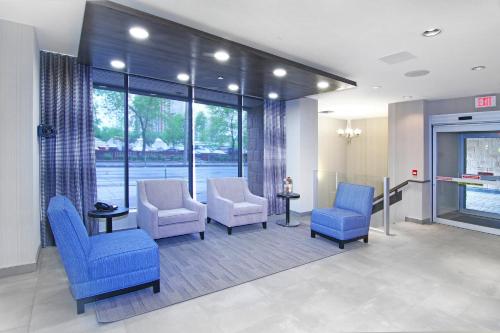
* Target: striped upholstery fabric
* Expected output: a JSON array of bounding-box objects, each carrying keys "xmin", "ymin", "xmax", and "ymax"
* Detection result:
[{"xmin": 47, "ymin": 195, "xmax": 160, "ymax": 300}]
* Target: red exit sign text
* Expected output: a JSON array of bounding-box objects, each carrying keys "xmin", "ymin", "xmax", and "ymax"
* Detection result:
[{"xmin": 475, "ymin": 96, "xmax": 496, "ymax": 109}]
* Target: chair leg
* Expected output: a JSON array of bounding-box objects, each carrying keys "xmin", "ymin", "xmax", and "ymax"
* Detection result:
[
  {"xmin": 227, "ymin": 227, "xmax": 232, "ymax": 235},
  {"xmin": 76, "ymin": 300, "xmax": 85, "ymax": 314},
  {"xmin": 311, "ymin": 230, "xmax": 316, "ymax": 238},
  {"xmin": 153, "ymin": 280, "xmax": 160, "ymax": 294},
  {"xmin": 363, "ymin": 235, "xmax": 368, "ymax": 243},
  {"xmin": 262, "ymin": 222, "xmax": 267, "ymax": 229},
  {"xmin": 206, "ymin": 217, "xmax": 211, "ymax": 224},
  {"xmin": 200, "ymin": 231, "xmax": 205, "ymax": 240},
  {"xmin": 338, "ymin": 240, "xmax": 345, "ymax": 249}
]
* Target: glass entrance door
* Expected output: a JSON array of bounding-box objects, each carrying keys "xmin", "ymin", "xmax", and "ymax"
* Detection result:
[{"xmin": 433, "ymin": 123, "xmax": 500, "ymax": 234}]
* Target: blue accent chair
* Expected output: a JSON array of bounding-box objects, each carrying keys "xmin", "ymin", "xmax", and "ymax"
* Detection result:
[
  {"xmin": 47, "ymin": 195, "xmax": 160, "ymax": 314},
  {"xmin": 311, "ymin": 182, "xmax": 374, "ymax": 249}
]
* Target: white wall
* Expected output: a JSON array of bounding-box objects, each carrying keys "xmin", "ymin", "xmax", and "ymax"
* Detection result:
[
  {"xmin": 388, "ymin": 100, "xmax": 429, "ymax": 222},
  {"xmin": 286, "ymin": 98, "xmax": 318, "ymax": 213},
  {"xmin": 348, "ymin": 117, "xmax": 388, "ymax": 194},
  {"xmin": 317, "ymin": 117, "xmax": 347, "ymax": 208},
  {"xmin": 318, "ymin": 117, "xmax": 347, "ymax": 173},
  {"xmin": 0, "ymin": 19, "xmax": 40, "ymax": 275},
  {"xmin": 317, "ymin": 116, "xmax": 388, "ymax": 208}
]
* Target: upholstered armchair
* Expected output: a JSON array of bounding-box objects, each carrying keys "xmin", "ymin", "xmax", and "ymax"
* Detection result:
[
  {"xmin": 47, "ymin": 195, "xmax": 160, "ymax": 314},
  {"xmin": 137, "ymin": 179, "xmax": 206, "ymax": 240},
  {"xmin": 207, "ymin": 177, "xmax": 268, "ymax": 235},
  {"xmin": 311, "ymin": 182, "xmax": 374, "ymax": 249}
]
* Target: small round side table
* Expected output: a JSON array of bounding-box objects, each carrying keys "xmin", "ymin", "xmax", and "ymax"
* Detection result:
[
  {"xmin": 276, "ymin": 192, "xmax": 300, "ymax": 227},
  {"xmin": 87, "ymin": 207, "xmax": 129, "ymax": 233}
]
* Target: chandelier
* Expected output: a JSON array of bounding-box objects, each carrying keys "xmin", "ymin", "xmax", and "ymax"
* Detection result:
[{"xmin": 336, "ymin": 119, "xmax": 362, "ymax": 143}]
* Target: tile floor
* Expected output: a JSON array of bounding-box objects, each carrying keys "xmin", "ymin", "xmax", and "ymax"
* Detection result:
[{"xmin": 1, "ymin": 221, "xmax": 500, "ymax": 333}]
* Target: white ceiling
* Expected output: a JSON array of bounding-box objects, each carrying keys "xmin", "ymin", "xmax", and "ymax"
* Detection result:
[{"xmin": 1, "ymin": 0, "xmax": 500, "ymax": 119}]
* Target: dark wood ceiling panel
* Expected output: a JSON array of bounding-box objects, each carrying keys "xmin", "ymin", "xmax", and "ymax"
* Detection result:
[{"xmin": 78, "ymin": 1, "xmax": 356, "ymax": 101}]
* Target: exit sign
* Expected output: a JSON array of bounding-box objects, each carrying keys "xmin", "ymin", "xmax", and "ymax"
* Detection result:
[{"xmin": 475, "ymin": 96, "xmax": 496, "ymax": 108}]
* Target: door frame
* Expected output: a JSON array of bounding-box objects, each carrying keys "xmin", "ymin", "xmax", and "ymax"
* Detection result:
[{"xmin": 430, "ymin": 111, "xmax": 500, "ymax": 235}]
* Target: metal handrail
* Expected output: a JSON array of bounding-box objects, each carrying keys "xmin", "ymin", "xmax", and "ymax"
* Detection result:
[{"xmin": 373, "ymin": 179, "xmax": 430, "ymax": 203}]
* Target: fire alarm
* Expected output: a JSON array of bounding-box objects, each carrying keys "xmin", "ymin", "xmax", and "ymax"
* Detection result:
[{"xmin": 412, "ymin": 169, "xmax": 418, "ymax": 176}]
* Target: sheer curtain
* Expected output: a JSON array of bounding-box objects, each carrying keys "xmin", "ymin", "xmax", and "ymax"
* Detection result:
[
  {"xmin": 263, "ymin": 100, "xmax": 286, "ymax": 215},
  {"xmin": 40, "ymin": 51, "xmax": 97, "ymax": 246}
]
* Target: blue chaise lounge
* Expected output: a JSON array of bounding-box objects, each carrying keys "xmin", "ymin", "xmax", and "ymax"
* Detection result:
[
  {"xmin": 47, "ymin": 195, "xmax": 160, "ymax": 314},
  {"xmin": 311, "ymin": 182, "xmax": 374, "ymax": 249}
]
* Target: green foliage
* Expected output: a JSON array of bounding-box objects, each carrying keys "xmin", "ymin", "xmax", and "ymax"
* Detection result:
[
  {"xmin": 242, "ymin": 111, "xmax": 248, "ymax": 151},
  {"xmin": 93, "ymin": 89, "xmax": 187, "ymax": 155},
  {"xmin": 162, "ymin": 112, "xmax": 185, "ymax": 147},
  {"xmin": 128, "ymin": 94, "xmax": 166, "ymax": 153},
  {"xmin": 205, "ymin": 105, "xmax": 238, "ymax": 150},
  {"xmin": 195, "ymin": 111, "xmax": 208, "ymax": 143},
  {"xmin": 93, "ymin": 89, "xmax": 125, "ymax": 142},
  {"xmin": 95, "ymin": 127, "xmax": 124, "ymax": 141},
  {"xmin": 93, "ymin": 88, "xmax": 247, "ymax": 159}
]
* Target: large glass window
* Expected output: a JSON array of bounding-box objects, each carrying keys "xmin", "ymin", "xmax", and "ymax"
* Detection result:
[
  {"xmin": 92, "ymin": 69, "xmax": 264, "ymax": 208},
  {"xmin": 93, "ymin": 88, "xmax": 126, "ymax": 206},
  {"xmin": 193, "ymin": 103, "xmax": 239, "ymax": 202},
  {"xmin": 128, "ymin": 93, "xmax": 188, "ymax": 208}
]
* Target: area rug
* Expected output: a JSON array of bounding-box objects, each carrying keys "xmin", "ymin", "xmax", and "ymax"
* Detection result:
[{"xmin": 95, "ymin": 217, "xmax": 359, "ymax": 322}]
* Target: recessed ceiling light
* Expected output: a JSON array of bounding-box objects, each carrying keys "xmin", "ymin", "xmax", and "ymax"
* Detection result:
[
  {"xmin": 372, "ymin": 85, "xmax": 381, "ymax": 89},
  {"xmin": 317, "ymin": 81, "xmax": 330, "ymax": 89},
  {"xmin": 214, "ymin": 50, "xmax": 230, "ymax": 62},
  {"xmin": 268, "ymin": 92, "xmax": 279, "ymax": 99},
  {"xmin": 471, "ymin": 65, "xmax": 486, "ymax": 71},
  {"xmin": 422, "ymin": 28, "xmax": 442, "ymax": 37},
  {"xmin": 403, "ymin": 95, "xmax": 413, "ymax": 99},
  {"xmin": 177, "ymin": 73, "xmax": 190, "ymax": 82},
  {"xmin": 129, "ymin": 26, "xmax": 149, "ymax": 40},
  {"xmin": 110, "ymin": 59, "xmax": 125, "ymax": 69},
  {"xmin": 217, "ymin": 75, "xmax": 224, "ymax": 80},
  {"xmin": 228, "ymin": 83, "xmax": 239, "ymax": 91},
  {"xmin": 273, "ymin": 68, "xmax": 287, "ymax": 77}
]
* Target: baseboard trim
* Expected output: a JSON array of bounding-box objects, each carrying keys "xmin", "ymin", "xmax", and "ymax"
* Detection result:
[
  {"xmin": 0, "ymin": 244, "xmax": 41, "ymax": 278},
  {"xmin": 405, "ymin": 216, "xmax": 432, "ymax": 225}
]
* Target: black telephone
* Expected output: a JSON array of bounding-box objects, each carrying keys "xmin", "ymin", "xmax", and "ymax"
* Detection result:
[{"xmin": 94, "ymin": 202, "xmax": 117, "ymax": 212}]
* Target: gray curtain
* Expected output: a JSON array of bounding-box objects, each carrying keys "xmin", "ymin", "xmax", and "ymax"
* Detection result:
[
  {"xmin": 40, "ymin": 51, "xmax": 97, "ymax": 246},
  {"xmin": 263, "ymin": 100, "xmax": 286, "ymax": 215}
]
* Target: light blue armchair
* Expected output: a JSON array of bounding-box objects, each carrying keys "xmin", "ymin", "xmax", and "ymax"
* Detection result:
[
  {"xmin": 47, "ymin": 195, "xmax": 160, "ymax": 314},
  {"xmin": 311, "ymin": 182, "xmax": 374, "ymax": 249}
]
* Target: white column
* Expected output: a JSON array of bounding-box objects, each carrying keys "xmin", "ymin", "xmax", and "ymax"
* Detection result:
[
  {"xmin": 0, "ymin": 19, "xmax": 40, "ymax": 276},
  {"xmin": 285, "ymin": 98, "xmax": 318, "ymax": 213}
]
